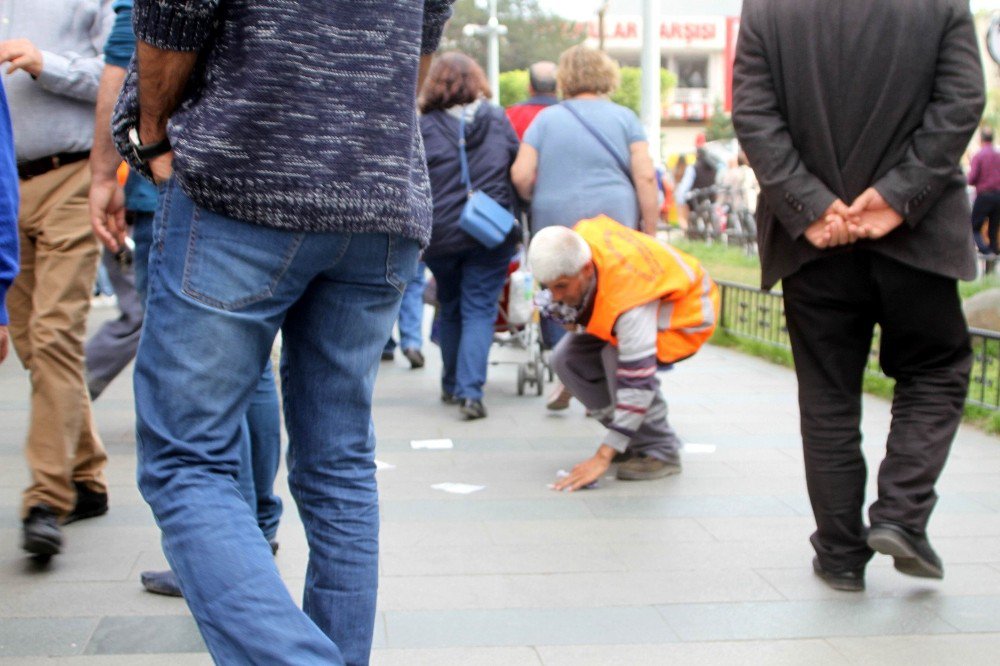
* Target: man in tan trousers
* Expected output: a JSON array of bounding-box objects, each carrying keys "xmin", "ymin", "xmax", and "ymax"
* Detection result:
[{"xmin": 1, "ymin": 0, "xmax": 114, "ymax": 558}]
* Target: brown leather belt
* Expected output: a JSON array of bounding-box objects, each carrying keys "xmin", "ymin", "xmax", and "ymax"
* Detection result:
[{"xmin": 17, "ymin": 151, "xmax": 90, "ymax": 180}]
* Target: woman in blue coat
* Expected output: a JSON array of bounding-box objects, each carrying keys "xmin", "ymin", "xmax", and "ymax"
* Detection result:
[{"xmin": 420, "ymin": 52, "xmax": 520, "ymax": 420}]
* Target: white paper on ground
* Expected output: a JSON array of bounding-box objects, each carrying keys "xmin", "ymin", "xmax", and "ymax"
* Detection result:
[
  {"xmin": 375, "ymin": 460, "xmax": 396, "ymax": 470},
  {"xmin": 431, "ymin": 482, "xmax": 485, "ymax": 495},
  {"xmin": 410, "ymin": 439, "xmax": 454, "ymax": 450},
  {"xmin": 684, "ymin": 443, "xmax": 717, "ymax": 454}
]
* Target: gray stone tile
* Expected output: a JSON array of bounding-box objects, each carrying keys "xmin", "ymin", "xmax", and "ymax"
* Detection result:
[
  {"xmin": 380, "ymin": 543, "xmax": 623, "ymax": 577},
  {"xmin": 613, "ymin": 539, "xmax": 814, "ymax": 572},
  {"xmin": 536, "ymin": 639, "xmax": 848, "ymax": 666},
  {"xmin": 655, "ymin": 599, "xmax": 957, "ymax": 641},
  {"xmin": 826, "ymin": 634, "xmax": 1000, "ymax": 665},
  {"xmin": 371, "ymin": 647, "xmax": 542, "ymax": 665},
  {"xmin": 378, "ymin": 569, "xmax": 782, "ymax": 611},
  {"xmin": 483, "ymin": 518, "xmax": 715, "ymax": 546},
  {"xmin": 84, "ymin": 616, "xmax": 206, "ymax": 655},
  {"xmin": 380, "ymin": 499, "xmax": 594, "ymax": 523},
  {"xmin": 756, "ymin": 564, "xmax": 1000, "ymax": 601},
  {"xmin": 383, "ymin": 607, "xmax": 676, "ymax": 648},
  {"xmin": 0, "ymin": 582, "xmax": 190, "ymax": 618},
  {"xmin": 0, "ymin": 618, "xmax": 97, "ymax": 657},
  {"xmin": 0, "ymin": 655, "xmax": 213, "ymax": 665},
  {"xmin": 933, "ymin": 595, "xmax": 1000, "ymax": 632},
  {"xmin": 585, "ymin": 494, "xmax": 798, "ymax": 519}
]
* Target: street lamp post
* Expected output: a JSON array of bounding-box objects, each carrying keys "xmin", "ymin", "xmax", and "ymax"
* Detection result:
[
  {"xmin": 640, "ymin": 0, "xmax": 662, "ymax": 163},
  {"xmin": 463, "ymin": 0, "xmax": 508, "ymax": 102}
]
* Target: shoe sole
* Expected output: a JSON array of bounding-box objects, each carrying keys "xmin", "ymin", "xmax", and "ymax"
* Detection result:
[
  {"xmin": 62, "ymin": 505, "xmax": 108, "ymax": 525},
  {"xmin": 867, "ymin": 530, "xmax": 943, "ymax": 579},
  {"xmin": 546, "ymin": 401, "xmax": 570, "ymax": 411},
  {"xmin": 23, "ymin": 536, "xmax": 61, "ymax": 557},
  {"xmin": 812, "ymin": 560, "xmax": 864, "ymax": 592},
  {"xmin": 616, "ymin": 464, "xmax": 682, "ymax": 481}
]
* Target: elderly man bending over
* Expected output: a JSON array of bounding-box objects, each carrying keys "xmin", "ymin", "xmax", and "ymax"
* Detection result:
[{"xmin": 530, "ymin": 216, "xmax": 719, "ymax": 491}]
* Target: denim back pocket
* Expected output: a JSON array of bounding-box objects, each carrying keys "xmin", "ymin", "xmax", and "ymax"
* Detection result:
[{"xmin": 181, "ymin": 205, "xmax": 304, "ymax": 311}]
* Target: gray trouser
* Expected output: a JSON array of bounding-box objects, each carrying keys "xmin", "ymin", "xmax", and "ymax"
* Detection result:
[
  {"xmin": 85, "ymin": 247, "xmax": 144, "ymax": 399},
  {"xmin": 550, "ymin": 332, "xmax": 681, "ymax": 462}
]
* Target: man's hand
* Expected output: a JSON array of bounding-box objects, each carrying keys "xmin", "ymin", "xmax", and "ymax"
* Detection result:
[
  {"xmin": 147, "ymin": 152, "xmax": 174, "ymax": 185},
  {"xmin": 803, "ymin": 199, "xmax": 861, "ymax": 249},
  {"xmin": 0, "ymin": 325, "xmax": 9, "ymax": 365},
  {"xmin": 89, "ymin": 175, "xmax": 127, "ymax": 252},
  {"xmin": 848, "ymin": 187, "xmax": 905, "ymax": 240},
  {"xmin": 552, "ymin": 445, "xmax": 615, "ymax": 492},
  {"xmin": 0, "ymin": 39, "xmax": 43, "ymax": 77}
]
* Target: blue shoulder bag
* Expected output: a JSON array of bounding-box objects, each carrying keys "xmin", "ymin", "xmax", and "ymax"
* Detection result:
[{"xmin": 457, "ymin": 111, "xmax": 515, "ymax": 249}]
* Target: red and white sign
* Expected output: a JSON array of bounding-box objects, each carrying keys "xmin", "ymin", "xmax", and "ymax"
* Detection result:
[{"xmin": 582, "ymin": 16, "xmax": 727, "ymax": 51}]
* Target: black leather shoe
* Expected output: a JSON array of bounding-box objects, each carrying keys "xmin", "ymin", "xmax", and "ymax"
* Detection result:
[
  {"xmin": 23, "ymin": 504, "xmax": 62, "ymax": 556},
  {"xmin": 868, "ymin": 522, "xmax": 943, "ymax": 579},
  {"xmin": 460, "ymin": 399, "xmax": 487, "ymax": 420},
  {"xmin": 812, "ymin": 556, "xmax": 865, "ymax": 592},
  {"xmin": 381, "ymin": 349, "xmax": 394, "ymax": 361},
  {"xmin": 402, "ymin": 348, "xmax": 425, "ymax": 369},
  {"xmin": 441, "ymin": 391, "xmax": 461, "ymax": 405},
  {"xmin": 64, "ymin": 481, "xmax": 108, "ymax": 525}
]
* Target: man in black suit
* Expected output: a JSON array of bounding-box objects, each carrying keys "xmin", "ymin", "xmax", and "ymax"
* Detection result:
[{"xmin": 733, "ymin": 0, "xmax": 985, "ymax": 592}]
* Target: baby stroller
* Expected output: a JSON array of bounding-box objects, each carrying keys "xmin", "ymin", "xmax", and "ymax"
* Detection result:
[{"xmin": 489, "ymin": 250, "xmax": 548, "ymax": 396}]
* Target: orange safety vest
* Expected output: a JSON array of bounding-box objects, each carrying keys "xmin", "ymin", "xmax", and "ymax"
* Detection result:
[{"xmin": 575, "ymin": 215, "xmax": 720, "ymax": 365}]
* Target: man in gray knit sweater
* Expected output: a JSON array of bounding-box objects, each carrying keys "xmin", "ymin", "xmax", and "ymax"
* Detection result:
[{"xmin": 104, "ymin": 2, "xmax": 454, "ymax": 663}]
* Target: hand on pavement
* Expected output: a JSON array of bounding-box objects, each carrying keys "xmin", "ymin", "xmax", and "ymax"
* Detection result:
[{"xmin": 552, "ymin": 449, "xmax": 613, "ymax": 492}]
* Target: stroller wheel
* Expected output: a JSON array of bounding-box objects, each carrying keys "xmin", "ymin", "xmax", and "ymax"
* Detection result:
[
  {"xmin": 517, "ymin": 364, "xmax": 526, "ymax": 396},
  {"xmin": 534, "ymin": 360, "xmax": 545, "ymax": 396}
]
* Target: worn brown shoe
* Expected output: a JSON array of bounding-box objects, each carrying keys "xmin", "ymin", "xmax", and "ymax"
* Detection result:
[
  {"xmin": 545, "ymin": 383, "xmax": 572, "ymax": 411},
  {"xmin": 616, "ymin": 455, "xmax": 681, "ymax": 481}
]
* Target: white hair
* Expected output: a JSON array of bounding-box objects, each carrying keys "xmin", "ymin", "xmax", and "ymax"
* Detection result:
[{"xmin": 528, "ymin": 226, "xmax": 592, "ymax": 285}]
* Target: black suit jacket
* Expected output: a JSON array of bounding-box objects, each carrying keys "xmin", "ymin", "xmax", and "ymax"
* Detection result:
[{"xmin": 733, "ymin": 0, "xmax": 985, "ymax": 289}]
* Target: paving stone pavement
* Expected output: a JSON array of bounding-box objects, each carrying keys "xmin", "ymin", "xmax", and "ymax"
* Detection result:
[{"xmin": 3, "ymin": 306, "xmax": 1000, "ymax": 664}]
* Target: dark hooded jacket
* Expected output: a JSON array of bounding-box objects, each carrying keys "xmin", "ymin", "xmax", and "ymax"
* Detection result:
[{"xmin": 420, "ymin": 102, "xmax": 520, "ymax": 260}]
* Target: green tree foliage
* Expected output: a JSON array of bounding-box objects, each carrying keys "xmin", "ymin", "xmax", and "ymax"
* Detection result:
[
  {"xmin": 611, "ymin": 67, "xmax": 677, "ymax": 116},
  {"xmin": 499, "ymin": 69, "xmax": 530, "ymax": 107},
  {"xmin": 441, "ymin": 0, "xmax": 585, "ymax": 72},
  {"xmin": 704, "ymin": 102, "xmax": 735, "ymax": 141},
  {"xmin": 499, "ymin": 66, "xmax": 678, "ymax": 114}
]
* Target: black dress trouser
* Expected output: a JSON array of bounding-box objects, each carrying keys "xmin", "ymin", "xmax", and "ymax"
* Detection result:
[{"xmin": 782, "ymin": 251, "xmax": 972, "ymax": 571}]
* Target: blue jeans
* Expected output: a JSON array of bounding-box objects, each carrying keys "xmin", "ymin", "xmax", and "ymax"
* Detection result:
[
  {"xmin": 135, "ymin": 180, "xmax": 417, "ymax": 664},
  {"xmin": 136, "ymin": 211, "xmax": 283, "ymax": 540},
  {"xmin": 384, "ymin": 260, "xmax": 426, "ymax": 352},
  {"xmin": 425, "ymin": 243, "xmax": 514, "ymax": 401}
]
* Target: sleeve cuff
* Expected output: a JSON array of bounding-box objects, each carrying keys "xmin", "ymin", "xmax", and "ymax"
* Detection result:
[
  {"xmin": 134, "ymin": 0, "xmax": 217, "ymax": 51},
  {"xmin": 36, "ymin": 51, "xmax": 71, "ymax": 93},
  {"xmin": 421, "ymin": 1, "xmax": 453, "ymax": 55},
  {"xmin": 601, "ymin": 430, "xmax": 631, "ymax": 453}
]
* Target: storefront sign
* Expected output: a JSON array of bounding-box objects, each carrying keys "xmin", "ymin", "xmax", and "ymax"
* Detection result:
[{"xmin": 582, "ymin": 16, "xmax": 727, "ymax": 51}]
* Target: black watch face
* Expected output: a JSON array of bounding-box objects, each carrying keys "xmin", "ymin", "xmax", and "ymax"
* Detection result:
[{"xmin": 988, "ymin": 16, "xmax": 1000, "ymax": 66}]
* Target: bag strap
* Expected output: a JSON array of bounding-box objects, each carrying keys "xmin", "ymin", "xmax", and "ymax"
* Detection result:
[
  {"xmin": 458, "ymin": 111, "xmax": 473, "ymax": 197},
  {"xmin": 561, "ymin": 101, "xmax": 632, "ymax": 181}
]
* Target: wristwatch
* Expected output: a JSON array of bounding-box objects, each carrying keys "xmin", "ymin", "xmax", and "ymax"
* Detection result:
[{"xmin": 128, "ymin": 127, "xmax": 172, "ymax": 163}]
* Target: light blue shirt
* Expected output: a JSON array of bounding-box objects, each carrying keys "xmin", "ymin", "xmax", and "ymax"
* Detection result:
[{"xmin": 524, "ymin": 99, "xmax": 645, "ymax": 232}]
